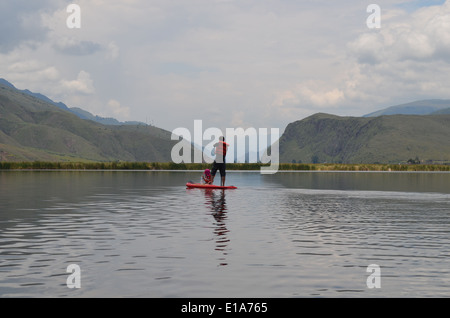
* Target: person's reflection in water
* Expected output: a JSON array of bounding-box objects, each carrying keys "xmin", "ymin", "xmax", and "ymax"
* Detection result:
[{"xmin": 204, "ymin": 189, "xmax": 229, "ymax": 266}]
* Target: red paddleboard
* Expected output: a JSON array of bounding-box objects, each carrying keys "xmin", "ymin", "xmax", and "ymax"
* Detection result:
[{"xmin": 186, "ymin": 182, "xmax": 237, "ymax": 189}]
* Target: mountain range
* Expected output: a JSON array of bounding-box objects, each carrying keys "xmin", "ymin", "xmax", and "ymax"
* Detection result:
[
  {"xmin": 0, "ymin": 79, "xmax": 146, "ymax": 126},
  {"xmin": 363, "ymin": 99, "xmax": 450, "ymax": 117},
  {"xmin": 279, "ymin": 111, "xmax": 450, "ymax": 164},
  {"xmin": 1, "ymin": 78, "xmax": 450, "ymax": 164},
  {"xmin": 0, "ymin": 79, "xmax": 182, "ymax": 162}
]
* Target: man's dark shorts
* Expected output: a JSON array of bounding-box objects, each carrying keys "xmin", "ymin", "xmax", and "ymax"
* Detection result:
[{"xmin": 211, "ymin": 161, "xmax": 226, "ymax": 177}]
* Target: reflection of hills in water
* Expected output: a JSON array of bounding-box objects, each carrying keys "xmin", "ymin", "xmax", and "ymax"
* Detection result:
[
  {"xmin": 263, "ymin": 172, "xmax": 450, "ymax": 194},
  {"xmin": 204, "ymin": 189, "xmax": 230, "ymax": 267}
]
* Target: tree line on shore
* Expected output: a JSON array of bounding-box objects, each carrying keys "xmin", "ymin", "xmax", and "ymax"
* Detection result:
[{"xmin": 0, "ymin": 161, "xmax": 449, "ymax": 171}]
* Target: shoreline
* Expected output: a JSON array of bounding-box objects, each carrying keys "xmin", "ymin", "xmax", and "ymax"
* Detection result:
[{"xmin": 1, "ymin": 161, "xmax": 449, "ymax": 172}]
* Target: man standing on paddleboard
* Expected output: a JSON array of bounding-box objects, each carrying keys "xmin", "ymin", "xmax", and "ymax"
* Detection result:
[{"xmin": 211, "ymin": 136, "xmax": 229, "ymax": 187}]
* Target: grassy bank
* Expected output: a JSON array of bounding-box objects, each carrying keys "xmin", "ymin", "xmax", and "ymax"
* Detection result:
[{"xmin": 0, "ymin": 161, "xmax": 449, "ymax": 171}]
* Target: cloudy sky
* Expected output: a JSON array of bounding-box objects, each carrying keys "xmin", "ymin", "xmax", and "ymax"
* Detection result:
[{"xmin": 1, "ymin": 0, "xmax": 449, "ymax": 133}]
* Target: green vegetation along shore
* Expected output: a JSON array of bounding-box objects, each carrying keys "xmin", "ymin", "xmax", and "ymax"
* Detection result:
[{"xmin": 0, "ymin": 161, "xmax": 449, "ymax": 171}]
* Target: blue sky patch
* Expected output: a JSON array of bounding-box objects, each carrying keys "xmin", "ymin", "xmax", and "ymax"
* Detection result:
[{"xmin": 395, "ymin": 0, "xmax": 446, "ymax": 12}]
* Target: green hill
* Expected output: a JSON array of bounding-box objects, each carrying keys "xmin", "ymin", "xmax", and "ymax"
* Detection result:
[
  {"xmin": 0, "ymin": 81, "xmax": 178, "ymax": 162},
  {"xmin": 279, "ymin": 113, "xmax": 450, "ymax": 164}
]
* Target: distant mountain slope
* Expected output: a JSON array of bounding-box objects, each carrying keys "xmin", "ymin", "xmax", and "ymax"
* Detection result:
[
  {"xmin": 0, "ymin": 78, "xmax": 146, "ymax": 126},
  {"xmin": 0, "ymin": 80, "xmax": 179, "ymax": 162},
  {"xmin": 279, "ymin": 113, "xmax": 450, "ymax": 164},
  {"xmin": 363, "ymin": 99, "xmax": 450, "ymax": 117},
  {"xmin": 431, "ymin": 107, "xmax": 450, "ymax": 115},
  {"xmin": 69, "ymin": 107, "xmax": 147, "ymax": 126}
]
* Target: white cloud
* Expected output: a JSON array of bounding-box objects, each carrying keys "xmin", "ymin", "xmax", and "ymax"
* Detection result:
[
  {"xmin": 350, "ymin": 1, "xmax": 450, "ymax": 63},
  {"xmin": 61, "ymin": 70, "xmax": 95, "ymax": 95},
  {"xmin": 0, "ymin": 48, "xmax": 61, "ymax": 92},
  {"xmin": 107, "ymin": 99, "xmax": 130, "ymax": 120},
  {"xmin": 342, "ymin": 0, "xmax": 450, "ymax": 111}
]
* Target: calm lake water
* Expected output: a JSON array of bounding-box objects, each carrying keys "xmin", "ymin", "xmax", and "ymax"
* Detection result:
[{"xmin": 0, "ymin": 170, "xmax": 449, "ymax": 297}]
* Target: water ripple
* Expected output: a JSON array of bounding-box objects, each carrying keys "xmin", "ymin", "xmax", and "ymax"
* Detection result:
[{"xmin": 1, "ymin": 171, "xmax": 449, "ymax": 297}]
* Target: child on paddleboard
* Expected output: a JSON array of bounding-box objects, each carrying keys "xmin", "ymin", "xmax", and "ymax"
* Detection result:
[{"xmin": 202, "ymin": 169, "xmax": 212, "ymax": 184}]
